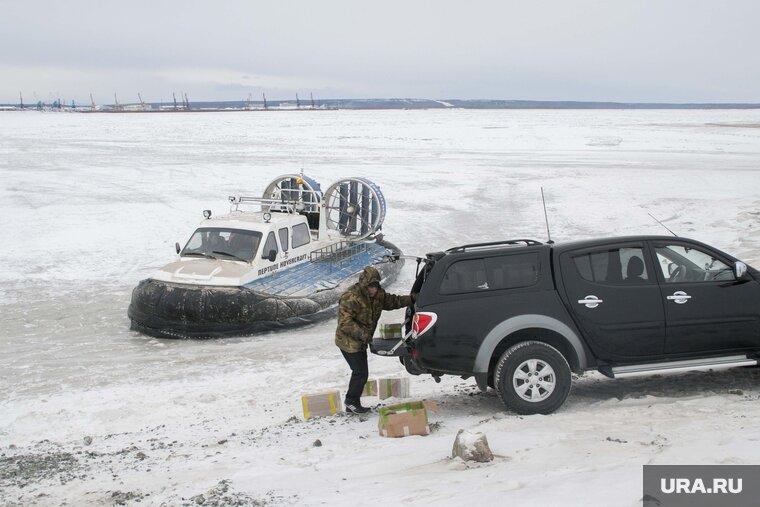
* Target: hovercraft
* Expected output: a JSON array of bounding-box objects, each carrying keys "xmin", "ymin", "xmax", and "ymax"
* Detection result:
[{"xmin": 128, "ymin": 174, "xmax": 404, "ymax": 338}]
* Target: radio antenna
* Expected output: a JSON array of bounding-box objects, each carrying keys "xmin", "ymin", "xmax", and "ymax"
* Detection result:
[
  {"xmin": 541, "ymin": 187, "xmax": 553, "ymax": 244},
  {"xmin": 647, "ymin": 213, "xmax": 678, "ymax": 237}
]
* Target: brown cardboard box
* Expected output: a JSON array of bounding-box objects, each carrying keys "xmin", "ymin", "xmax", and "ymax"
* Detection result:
[
  {"xmin": 379, "ymin": 323, "xmax": 404, "ymax": 339},
  {"xmin": 378, "ymin": 377, "xmax": 410, "ymax": 400},
  {"xmin": 378, "ymin": 400, "xmax": 439, "ymax": 438},
  {"xmin": 301, "ymin": 390, "xmax": 342, "ymax": 420},
  {"xmin": 362, "ymin": 379, "xmax": 378, "ymax": 397}
]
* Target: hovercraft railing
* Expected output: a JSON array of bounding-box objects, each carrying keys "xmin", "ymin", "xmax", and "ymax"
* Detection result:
[
  {"xmin": 310, "ymin": 241, "xmax": 369, "ymax": 271},
  {"xmin": 228, "ymin": 192, "xmax": 322, "ymax": 215},
  {"xmin": 229, "ymin": 196, "xmax": 298, "ymax": 213}
]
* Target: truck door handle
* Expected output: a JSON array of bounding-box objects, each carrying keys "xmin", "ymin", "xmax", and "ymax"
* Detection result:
[
  {"xmin": 578, "ymin": 295, "xmax": 603, "ymax": 308},
  {"xmin": 667, "ymin": 291, "xmax": 692, "ymax": 304}
]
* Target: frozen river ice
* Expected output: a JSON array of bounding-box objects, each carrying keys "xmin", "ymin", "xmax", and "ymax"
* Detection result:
[{"xmin": 2, "ymin": 108, "xmax": 760, "ymax": 506}]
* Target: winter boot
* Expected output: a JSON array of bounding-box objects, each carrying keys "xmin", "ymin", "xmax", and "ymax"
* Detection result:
[{"xmin": 344, "ymin": 400, "xmax": 370, "ymax": 414}]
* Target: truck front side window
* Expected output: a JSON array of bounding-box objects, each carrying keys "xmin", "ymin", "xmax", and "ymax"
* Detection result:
[{"xmin": 656, "ymin": 245, "xmax": 735, "ymax": 282}]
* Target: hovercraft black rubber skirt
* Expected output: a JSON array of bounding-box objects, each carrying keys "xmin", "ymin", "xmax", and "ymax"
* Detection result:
[{"xmin": 128, "ymin": 256, "xmax": 403, "ymax": 339}]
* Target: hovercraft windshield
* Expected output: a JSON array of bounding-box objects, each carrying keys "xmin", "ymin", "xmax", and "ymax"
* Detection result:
[{"xmin": 181, "ymin": 227, "xmax": 263, "ymax": 263}]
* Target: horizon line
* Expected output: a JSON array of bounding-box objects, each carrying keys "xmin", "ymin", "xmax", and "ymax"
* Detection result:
[{"xmin": 4, "ymin": 97, "xmax": 760, "ymax": 110}]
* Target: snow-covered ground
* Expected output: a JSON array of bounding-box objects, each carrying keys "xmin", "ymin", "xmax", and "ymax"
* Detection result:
[{"xmin": 1, "ymin": 109, "xmax": 760, "ymax": 506}]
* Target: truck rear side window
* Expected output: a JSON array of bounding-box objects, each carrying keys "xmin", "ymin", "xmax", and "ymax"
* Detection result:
[
  {"xmin": 572, "ymin": 247, "xmax": 648, "ymax": 284},
  {"xmin": 439, "ymin": 253, "xmax": 539, "ymax": 294},
  {"xmin": 440, "ymin": 259, "xmax": 487, "ymax": 294},
  {"xmin": 485, "ymin": 253, "xmax": 539, "ymax": 289}
]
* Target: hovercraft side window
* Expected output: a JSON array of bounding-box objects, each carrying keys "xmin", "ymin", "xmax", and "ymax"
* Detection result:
[
  {"xmin": 292, "ymin": 223, "xmax": 310, "ymax": 248},
  {"xmin": 181, "ymin": 228, "xmax": 262, "ymax": 262},
  {"xmin": 263, "ymin": 232, "xmax": 279, "ymax": 259},
  {"xmin": 278, "ymin": 227, "xmax": 289, "ymax": 252}
]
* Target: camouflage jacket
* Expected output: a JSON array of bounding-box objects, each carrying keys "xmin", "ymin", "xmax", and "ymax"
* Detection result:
[{"xmin": 335, "ymin": 266, "xmax": 412, "ymax": 353}]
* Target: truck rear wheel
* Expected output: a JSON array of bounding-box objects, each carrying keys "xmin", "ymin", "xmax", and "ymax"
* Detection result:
[{"xmin": 494, "ymin": 341, "xmax": 571, "ymax": 415}]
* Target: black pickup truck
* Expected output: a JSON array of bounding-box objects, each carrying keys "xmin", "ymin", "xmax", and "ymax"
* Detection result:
[{"xmin": 372, "ymin": 236, "xmax": 760, "ymax": 414}]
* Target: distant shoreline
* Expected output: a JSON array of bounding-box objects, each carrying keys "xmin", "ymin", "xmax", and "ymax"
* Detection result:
[
  {"xmin": 3, "ymin": 98, "xmax": 760, "ymax": 112},
  {"xmin": 706, "ymin": 122, "xmax": 760, "ymax": 128}
]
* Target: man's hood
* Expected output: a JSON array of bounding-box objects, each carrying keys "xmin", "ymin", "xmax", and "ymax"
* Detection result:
[{"xmin": 358, "ymin": 266, "xmax": 381, "ymax": 288}]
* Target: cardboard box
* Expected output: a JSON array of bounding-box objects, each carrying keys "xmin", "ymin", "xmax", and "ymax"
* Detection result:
[
  {"xmin": 378, "ymin": 377, "xmax": 410, "ymax": 400},
  {"xmin": 379, "ymin": 322, "xmax": 404, "ymax": 339},
  {"xmin": 362, "ymin": 379, "xmax": 378, "ymax": 397},
  {"xmin": 301, "ymin": 390, "xmax": 342, "ymax": 420},
  {"xmin": 378, "ymin": 400, "xmax": 438, "ymax": 438}
]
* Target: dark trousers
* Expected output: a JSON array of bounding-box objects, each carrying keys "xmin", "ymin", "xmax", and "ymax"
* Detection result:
[{"xmin": 341, "ymin": 349, "xmax": 369, "ymax": 404}]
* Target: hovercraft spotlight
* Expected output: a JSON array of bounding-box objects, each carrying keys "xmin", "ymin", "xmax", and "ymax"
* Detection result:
[{"xmin": 128, "ymin": 173, "xmax": 404, "ymax": 338}]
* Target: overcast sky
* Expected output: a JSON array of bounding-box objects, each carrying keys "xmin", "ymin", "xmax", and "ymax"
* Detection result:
[{"xmin": 2, "ymin": 0, "xmax": 759, "ymax": 104}]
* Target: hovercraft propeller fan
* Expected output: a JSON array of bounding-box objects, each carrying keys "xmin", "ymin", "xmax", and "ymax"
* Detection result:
[
  {"xmin": 261, "ymin": 174, "xmax": 322, "ymax": 213},
  {"xmin": 322, "ymin": 177, "xmax": 386, "ymax": 240}
]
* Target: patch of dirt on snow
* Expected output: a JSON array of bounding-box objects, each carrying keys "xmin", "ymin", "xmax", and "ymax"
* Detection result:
[
  {"xmin": 0, "ymin": 448, "xmax": 81, "ymax": 489},
  {"xmin": 109, "ymin": 489, "xmax": 148, "ymax": 505},
  {"xmin": 179, "ymin": 480, "xmax": 298, "ymax": 507}
]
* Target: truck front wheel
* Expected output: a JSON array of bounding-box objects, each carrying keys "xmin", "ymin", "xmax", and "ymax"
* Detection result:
[{"xmin": 493, "ymin": 341, "xmax": 571, "ymax": 415}]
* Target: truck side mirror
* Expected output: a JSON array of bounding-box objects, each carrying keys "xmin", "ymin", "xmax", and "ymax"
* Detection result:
[
  {"xmin": 175, "ymin": 242, "xmax": 181, "ymax": 254},
  {"xmin": 735, "ymin": 261, "xmax": 748, "ymax": 279}
]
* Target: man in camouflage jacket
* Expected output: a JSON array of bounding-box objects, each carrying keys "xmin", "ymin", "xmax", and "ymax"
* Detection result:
[{"xmin": 335, "ymin": 266, "xmax": 412, "ymax": 413}]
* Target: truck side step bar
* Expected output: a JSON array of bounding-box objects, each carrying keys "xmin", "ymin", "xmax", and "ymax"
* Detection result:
[{"xmin": 608, "ymin": 355, "xmax": 757, "ymax": 379}]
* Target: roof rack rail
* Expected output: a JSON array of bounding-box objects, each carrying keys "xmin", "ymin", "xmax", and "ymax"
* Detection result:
[{"xmin": 446, "ymin": 239, "xmax": 543, "ymax": 253}]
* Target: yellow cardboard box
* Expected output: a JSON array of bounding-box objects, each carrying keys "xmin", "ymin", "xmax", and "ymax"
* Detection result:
[
  {"xmin": 379, "ymin": 322, "xmax": 404, "ymax": 339},
  {"xmin": 301, "ymin": 390, "xmax": 342, "ymax": 420},
  {"xmin": 362, "ymin": 379, "xmax": 379, "ymax": 397},
  {"xmin": 378, "ymin": 377, "xmax": 410, "ymax": 400},
  {"xmin": 378, "ymin": 400, "xmax": 439, "ymax": 438}
]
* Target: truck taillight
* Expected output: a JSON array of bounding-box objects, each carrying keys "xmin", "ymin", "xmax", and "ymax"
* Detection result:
[{"xmin": 412, "ymin": 312, "xmax": 438, "ymax": 338}]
